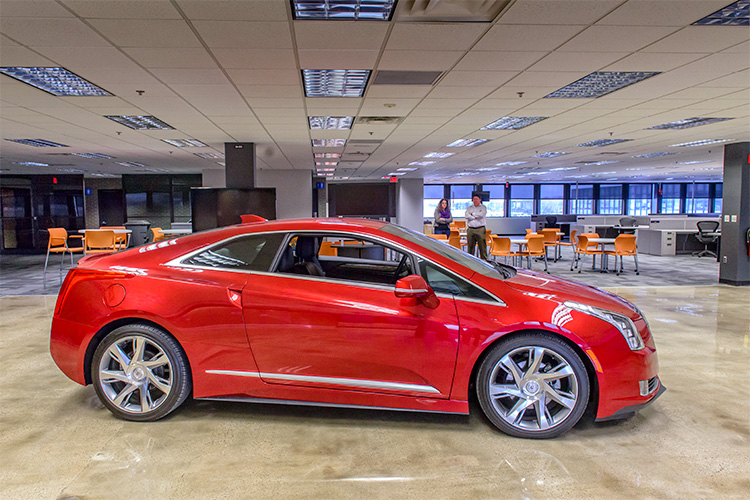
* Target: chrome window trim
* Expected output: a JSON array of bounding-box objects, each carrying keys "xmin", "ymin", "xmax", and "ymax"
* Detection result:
[
  {"xmin": 164, "ymin": 228, "xmax": 505, "ymax": 306},
  {"xmin": 205, "ymin": 369, "xmax": 441, "ymax": 394}
]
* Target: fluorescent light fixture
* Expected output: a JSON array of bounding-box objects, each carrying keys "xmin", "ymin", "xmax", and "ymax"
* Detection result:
[
  {"xmin": 496, "ymin": 161, "xmax": 527, "ymax": 166},
  {"xmin": 6, "ymin": 138, "xmax": 68, "ymax": 147},
  {"xmin": 312, "ymin": 139, "xmax": 347, "ymax": 147},
  {"xmin": 669, "ymin": 139, "xmax": 734, "ymax": 147},
  {"xmin": 647, "ymin": 117, "xmax": 733, "ymax": 130},
  {"xmin": 71, "ymin": 153, "xmax": 113, "ymax": 159},
  {"xmin": 316, "ymin": 168, "xmax": 336, "ymax": 172},
  {"xmin": 116, "ymin": 161, "xmax": 146, "ymax": 168},
  {"xmin": 397, "ymin": 167, "xmax": 418, "ymax": 171},
  {"xmin": 140, "ymin": 168, "xmax": 171, "ymax": 173},
  {"xmin": 577, "ymin": 160, "xmax": 620, "ymax": 165},
  {"xmin": 333, "ymin": 176, "xmax": 350, "ymax": 180},
  {"xmin": 292, "ymin": 0, "xmax": 396, "ymax": 20},
  {"xmin": 88, "ymin": 173, "xmax": 118, "ymax": 177},
  {"xmin": 16, "ymin": 161, "xmax": 49, "ymax": 166},
  {"xmin": 533, "ymin": 152, "xmax": 568, "ymax": 158},
  {"xmin": 677, "ymin": 160, "xmax": 711, "ymax": 165},
  {"xmin": 57, "ymin": 168, "xmax": 84, "ymax": 173},
  {"xmin": 481, "ymin": 116, "xmax": 548, "ymax": 130},
  {"xmin": 445, "ymin": 139, "xmax": 489, "ymax": 147},
  {"xmin": 577, "ymin": 139, "xmax": 633, "ymax": 147},
  {"xmin": 550, "ymin": 167, "xmax": 577, "ymax": 171},
  {"xmin": 105, "ymin": 115, "xmax": 174, "ymax": 130},
  {"xmin": 423, "ymin": 152, "xmax": 455, "ymax": 158},
  {"xmin": 0, "ymin": 67, "xmax": 110, "ymax": 96},
  {"xmin": 302, "ymin": 69, "xmax": 370, "ymax": 97},
  {"xmin": 409, "ymin": 161, "xmax": 435, "ymax": 166},
  {"xmin": 693, "ymin": 1, "xmax": 749, "ymax": 26},
  {"xmin": 162, "ymin": 139, "xmax": 208, "ymax": 147},
  {"xmin": 545, "ymin": 71, "xmax": 661, "ymax": 98},
  {"xmin": 217, "ymin": 162, "xmax": 225, "ymax": 166},
  {"xmin": 308, "ymin": 116, "xmax": 354, "ymax": 129},
  {"xmin": 387, "ymin": 172, "xmax": 406, "ymax": 176},
  {"xmin": 632, "ymin": 152, "xmax": 675, "ymax": 158},
  {"xmin": 315, "ymin": 162, "xmax": 338, "ymax": 166},
  {"xmin": 314, "ymin": 153, "xmax": 341, "ymax": 158},
  {"xmin": 475, "ymin": 167, "xmax": 500, "ymax": 172},
  {"xmin": 194, "ymin": 152, "xmax": 224, "ymax": 159}
]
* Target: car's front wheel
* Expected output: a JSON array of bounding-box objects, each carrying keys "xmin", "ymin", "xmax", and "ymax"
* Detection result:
[
  {"xmin": 92, "ymin": 324, "xmax": 191, "ymax": 421},
  {"xmin": 477, "ymin": 333, "xmax": 589, "ymax": 439}
]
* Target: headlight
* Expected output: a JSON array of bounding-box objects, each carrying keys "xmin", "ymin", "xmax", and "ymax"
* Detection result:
[{"xmin": 564, "ymin": 301, "xmax": 645, "ymax": 351}]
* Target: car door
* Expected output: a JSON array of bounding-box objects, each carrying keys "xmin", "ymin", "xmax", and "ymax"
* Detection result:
[{"xmin": 241, "ymin": 233, "xmax": 460, "ymax": 398}]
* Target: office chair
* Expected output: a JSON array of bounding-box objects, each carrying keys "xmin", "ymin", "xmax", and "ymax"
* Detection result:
[
  {"xmin": 694, "ymin": 221, "xmax": 720, "ymax": 258},
  {"xmin": 545, "ymin": 216, "xmax": 557, "ymax": 228},
  {"xmin": 619, "ymin": 217, "xmax": 638, "ymax": 235}
]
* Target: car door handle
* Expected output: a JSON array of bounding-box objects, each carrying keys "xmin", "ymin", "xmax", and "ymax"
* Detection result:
[{"xmin": 227, "ymin": 288, "xmax": 242, "ymax": 308}]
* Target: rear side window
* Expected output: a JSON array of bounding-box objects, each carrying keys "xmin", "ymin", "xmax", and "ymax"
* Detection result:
[{"xmin": 183, "ymin": 233, "xmax": 285, "ymax": 271}]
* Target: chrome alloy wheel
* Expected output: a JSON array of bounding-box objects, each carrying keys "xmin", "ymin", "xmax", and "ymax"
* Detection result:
[
  {"xmin": 97, "ymin": 335, "xmax": 174, "ymax": 414},
  {"xmin": 487, "ymin": 346, "xmax": 579, "ymax": 432}
]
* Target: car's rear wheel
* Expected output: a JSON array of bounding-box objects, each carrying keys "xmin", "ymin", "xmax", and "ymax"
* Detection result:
[
  {"xmin": 92, "ymin": 324, "xmax": 191, "ymax": 421},
  {"xmin": 477, "ymin": 333, "xmax": 589, "ymax": 439}
]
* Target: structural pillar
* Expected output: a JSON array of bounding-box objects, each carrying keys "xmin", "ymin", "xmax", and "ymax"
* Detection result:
[
  {"xmin": 396, "ymin": 178, "xmax": 424, "ymax": 232},
  {"xmin": 719, "ymin": 141, "xmax": 750, "ymax": 286},
  {"xmin": 224, "ymin": 142, "xmax": 256, "ymax": 189}
]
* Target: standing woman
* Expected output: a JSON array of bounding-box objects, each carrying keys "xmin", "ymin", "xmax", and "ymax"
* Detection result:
[{"xmin": 433, "ymin": 198, "xmax": 453, "ymax": 236}]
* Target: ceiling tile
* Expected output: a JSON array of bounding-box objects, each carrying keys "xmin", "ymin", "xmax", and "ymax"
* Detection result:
[
  {"xmin": 295, "ymin": 21, "xmax": 388, "ymax": 50},
  {"xmin": 151, "ymin": 69, "xmax": 230, "ymax": 85},
  {"xmin": 0, "ymin": 0, "xmax": 74, "ymax": 17},
  {"xmin": 499, "ymin": 0, "xmax": 622, "ymax": 25},
  {"xmin": 87, "ymin": 19, "xmax": 201, "ymax": 48},
  {"xmin": 298, "ymin": 50, "xmax": 379, "ymax": 69},
  {"xmin": 237, "ymin": 85, "xmax": 302, "ymax": 98},
  {"xmin": 558, "ymin": 26, "xmax": 679, "ymax": 53},
  {"xmin": 428, "ymin": 86, "xmax": 496, "ymax": 99},
  {"xmin": 366, "ymin": 85, "xmax": 433, "ymax": 99},
  {"xmin": 528, "ymin": 51, "xmax": 630, "ymax": 73},
  {"xmin": 642, "ymin": 26, "xmax": 750, "ymax": 53},
  {"xmin": 225, "ymin": 69, "xmax": 300, "ymax": 85},
  {"xmin": 192, "ymin": 21, "xmax": 293, "ymax": 49},
  {"xmin": 0, "ymin": 18, "xmax": 110, "ymax": 46},
  {"xmin": 454, "ymin": 51, "xmax": 548, "ymax": 71},
  {"xmin": 474, "ymin": 24, "xmax": 585, "ymax": 52},
  {"xmin": 386, "ymin": 23, "xmax": 487, "ymax": 51},
  {"xmin": 64, "ymin": 0, "xmax": 181, "ymax": 19},
  {"xmin": 122, "ymin": 48, "xmax": 218, "ymax": 69},
  {"xmin": 212, "ymin": 49, "xmax": 297, "ymax": 69},
  {"xmin": 176, "ymin": 0, "xmax": 288, "ymax": 21},
  {"xmin": 378, "ymin": 50, "xmax": 464, "ymax": 71},
  {"xmin": 603, "ymin": 52, "xmax": 706, "ymax": 72},
  {"xmin": 438, "ymin": 70, "xmax": 517, "ymax": 87},
  {"xmin": 596, "ymin": 0, "xmax": 735, "ymax": 26}
]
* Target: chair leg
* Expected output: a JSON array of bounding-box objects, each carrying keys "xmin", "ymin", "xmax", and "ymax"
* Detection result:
[
  {"xmin": 43, "ymin": 249, "xmax": 51, "ymax": 279},
  {"xmin": 634, "ymin": 254, "xmax": 639, "ymax": 275},
  {"xmin": 578, "ymin": 254, "xmax": 584, "ymax": 273},
  {"xmin": 544, "ymin": 254, "xmax": 549, "ymax": 273}
]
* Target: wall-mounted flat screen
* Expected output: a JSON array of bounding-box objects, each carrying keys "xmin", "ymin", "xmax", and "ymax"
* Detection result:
[
  {"xmin": 328, "ymin": 183, "xmax": 396, "ymax": 217},
  {"xmin": 191, "ymin": 188, "xmax": 276, "ymax": 232}
]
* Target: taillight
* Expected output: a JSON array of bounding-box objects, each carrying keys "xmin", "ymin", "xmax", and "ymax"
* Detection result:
[{"xmin": 54, "ymin": 269, "xmax": 132, "ymax": 316}]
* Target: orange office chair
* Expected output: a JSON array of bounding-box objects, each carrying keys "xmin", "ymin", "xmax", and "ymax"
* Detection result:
[
  {"xmin": 44, "ymin": 228, "xmax": 84, "ymax": 278},
  {"xmin": 319, "ymin": 241, "xmax": 338, "ymax": 256},
  {"xmin": 101, "ymin": 226, "xmax": 128, "ymax": 250},
  {"xmin": 84, "ymin": 229, "xmax": 117, "ymax": 255},
  {"xmin": 448, "ymin": 229, "xmax": 462, "ymax": 249},
  {"xmin": 573, "ymin": 235, "xmax": 603, "ymax": 273},
  {"xmin": 518, "ymin": 234, "xmax": 548, "ymax": 272},
  {"xmin": 453, "ymin": 220, "xmax": 466, "ymax": 230},
  {"xmin": 429, "ymin": 234, "xmax": 448, "ymax": 240},
  {"xmin": 538, "ymin": 229, "xmax": 559, "ymax": 262},
  {"xmin": 558, "ymin": 229, "xmax": 577, "ymax": 262},
  {"xmin": 490, "ymin": 236, "xmax": 519, "ymax": 265},
  {"xmin": 485, "ymin": 228, "xmax": 493, "ymax": 249},
  {"xmin": 525, "ymin": 228, "xmax": 533, "ymax": 235},
  {"xmin": 151, "ymin": 227, "xmax": 165, "ymax": 242},
  {"xmin": 604, "ymin": 234, "xmax": 639, "ymax": 275}
]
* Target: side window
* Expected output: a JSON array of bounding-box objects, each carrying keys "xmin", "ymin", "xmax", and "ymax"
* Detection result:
[
  {"xmin": 275, "ymin": 234, "xmax": 413, "ymax": 286},
  {"xmin": 418, "ymin": 259, "xmax": 495, "ymax": 301},
  {"xmin": 183, "ymin": 233, "xmax": 285, "ymax": 271}
]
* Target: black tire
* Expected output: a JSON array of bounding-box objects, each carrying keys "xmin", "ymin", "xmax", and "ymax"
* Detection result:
[
  {"xmin": 477, "ymin": 332, "xmax": 589, "ymax": 439},
  {"xmin": 92, "ymin": 324, "xmax": 192, "ymax": 422}
]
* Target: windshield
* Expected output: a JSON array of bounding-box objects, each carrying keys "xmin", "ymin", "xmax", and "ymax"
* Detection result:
[{"xmin": 380, "ymin": 224, "xmax": 515, "ymax": 279}]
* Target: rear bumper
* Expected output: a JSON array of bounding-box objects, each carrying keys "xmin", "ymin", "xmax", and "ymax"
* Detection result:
[{"xmin": 595, "ymin": 381, "xmax": 666, "ymax": 422}]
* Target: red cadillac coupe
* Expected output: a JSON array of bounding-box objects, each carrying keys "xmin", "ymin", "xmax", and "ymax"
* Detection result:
[{"xmin": 51, "ymin": 218, "xmax": 663, "ymax": 438}]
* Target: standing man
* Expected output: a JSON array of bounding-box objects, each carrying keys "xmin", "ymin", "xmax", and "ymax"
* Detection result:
[{"xmin": 465, "ymin": 194, "xmax": 488, "ymax": 260}]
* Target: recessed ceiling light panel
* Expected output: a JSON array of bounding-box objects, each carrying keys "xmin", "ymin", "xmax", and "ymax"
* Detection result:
[
  {"xmin": 496, "ymin": 161, "xmax": 527, "ymax": 166},
  {"xmin": 445, "ymin": 139, "xmax": 490, "ymax": 147},
  {"xmin": 545, "ymin": 71, "xmax": 661, "ymax": 98},
  {"xmin": 677, "ymin": 160, "xmax": 712, "ymax": 165},
  {"xmin": 577, "ymin": 139, "xmax": 633, "ymax": 147},
  {"xmin": 481, "ymin": 116, "xmax": 548, "ymax": 130},
  {"xmin": 693, "ymin": 1, "xmax": 749, "ymax": 26},
  {"xmin": 0, "ymin": 67, "xmax": 110, "ymax": 96},
  {"xmin": 532, "ymin": 152, "xmax": 568, "ymax": 158},
  {"xmin": 397, "ymin": 167, "xmax": 418, "ymax": 171},
  {"xmin": 162, "ymin": 139, "xmax": 208, "ymax": 147},
  {"xmin": 314, "ymin": 153, "xmax": 342, "ymax": 158},
  {"xmin": 105, "ymin": 115, "xmax": 174, "ymax": 130},
  {"xmin": 302, "ymin": 69, "xmax": 370, "ymax": 97},
  {"xmin": 292, "ymin": 0, "xmax": 396, "ymax": 20},
  {"xmin": 647, "ymin": 117, "xmax": 734, "ymax": 130},
  {"xmin": 308, "ymin": 116, "xmax": 354, "ymax": 129},
  {"xmin": 669, "ymin": 139, "xmax": 734, "ymax": 147},
  {"xmin": 576, "ymin": 160, "xmax": 620, "ymax": 165},
  {"xmin": 312, "ymin": 139, "xmax": 347, "ymax": 147},
  {"xmin": 16, "ymin": 161, "xmax": 50, "ymax": 166},
  {"xmin": 116, "ymin": 161, "xmax": 146, "ymax": 168},
  {"xmin": 423, "ymin": 152, "xmax": 455, "ymax": 158},
  {"xmin": 71, "ymin": 152, "xmax": 113, "ymax": 159},
  {"xmin": 6, "ymin": 138, "xmax": 68, "ymax": 147},
  {"xmin": 315, "ymin": 161, "xmax": 339, "ymax": 166},
  {"xmin": 409, "ymin": 161, "xmax": 435, "ymax": 166},
  {"xmin": 632, "ymin": 152, "xmax": 676, "ymax": 158},
  {"xmin": 194, "ymin": 152, "xmax": 224, "ymax": 159}
]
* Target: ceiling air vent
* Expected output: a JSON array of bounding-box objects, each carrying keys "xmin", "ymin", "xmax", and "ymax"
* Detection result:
[
  {"xmin": 356, "ymin": 116, "xmax": 403, "ymax": 125},
  {"xmin": 373, "ymin": 70, "xmax": 442, "ymax": 85},
  {"xmin": 598, "ymin": 151, "xmax": 628, "ymax": 156},
  {"xmin": 345, "ymin": 140, "xmax": 382, "ymax": 154},
  {"xmin": 394, "ymin": 0, "xmax": 512, "ymax": 22}
]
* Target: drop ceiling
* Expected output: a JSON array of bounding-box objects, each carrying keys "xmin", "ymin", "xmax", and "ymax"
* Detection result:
[{"xmin": 0, "ymin": 0, "xmax": 748, "ymax": 183}]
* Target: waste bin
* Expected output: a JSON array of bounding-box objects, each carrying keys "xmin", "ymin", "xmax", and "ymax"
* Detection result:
[{"xmin": 123, "ymin": 219, "xmax": 151, "ymax": 247}]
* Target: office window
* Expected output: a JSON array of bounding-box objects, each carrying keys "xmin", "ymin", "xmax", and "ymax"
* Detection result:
[
  {"xmin": 423, "ymin": 185, "xmax": 445, "ymax": 218},
  {"xmin": 714, "ymin": 184, "xmax": 723, "ymax": 213},
  {"xmin": 481, "ymin": 184, "xmax": 505, "ymax": 217},
  {"xmin": 539, "ymin": 184, "xmax": 564, "ymax": 214},
  {"xmin": 627, "ymin": 184, "xmax": 652, "ymax": 216},
  {"xmin": 568, "ymin": 184, "xmax": 593, "ymax": 214},
  {"xmin": 686, "ymin": 183, "xmax": 711, "ymax": 214},
  {"xmin": 661, "ymin": 184, "xmax": 681, "ymax": 214},
  {"xmin": 509, "ymin": 184, "xmax": 534, "ymax": 217},
  {"xmin": 450, "ymin": 185, "xmax": 474, "ymax": 215},
  {"xmin": 598, "ymin": 184, "xmax": 623, "ymax": 214}
]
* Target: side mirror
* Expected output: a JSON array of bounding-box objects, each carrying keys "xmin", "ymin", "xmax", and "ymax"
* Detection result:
[{"xmin": 394, "ymin": 275, "xmax": 439, "ymax": 309}]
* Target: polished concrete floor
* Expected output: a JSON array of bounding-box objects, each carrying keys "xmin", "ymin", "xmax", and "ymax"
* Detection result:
[{"xmin": 1, "ymin": 285, "xmax": 748, "ymax": 499}]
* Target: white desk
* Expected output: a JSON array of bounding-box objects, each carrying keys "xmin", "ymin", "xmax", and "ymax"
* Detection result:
[
  {"xmin": 160, "ymin": 228, "xmax": 192, "ymax": 236},
  {"xmin": 637, "ymin": 228, "xmax": 719, "ymax": 256}
]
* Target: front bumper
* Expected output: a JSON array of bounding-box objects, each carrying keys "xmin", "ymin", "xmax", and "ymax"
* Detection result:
[{"xmin": 595, "ymin": 380, "xmax": 666, "ymax": 422}]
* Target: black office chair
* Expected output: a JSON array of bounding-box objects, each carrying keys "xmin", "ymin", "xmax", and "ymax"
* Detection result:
[
  {"xmin": 619, "ymin": 217, "xmax": 638, "ymax": 234},
  {"xmin": 545, "ymin": 216, "xmax": 557, "ymax": 228},
  {"xmin": 292, "ymin": 236, "xmax": 325, "ymax": 276},
  {"xmin": 694, "ymin": 221, "xmax": 720, "ymax": 258}
]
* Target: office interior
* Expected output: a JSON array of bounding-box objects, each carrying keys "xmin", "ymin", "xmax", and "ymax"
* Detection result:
[{"xmin": 1, "ymin": 1, "xmax": 749, "ymax": 499}]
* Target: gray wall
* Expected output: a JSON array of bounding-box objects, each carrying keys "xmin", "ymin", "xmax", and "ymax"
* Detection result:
[
  {"xmin": 256, "ymin": 169, "xmax": 313, "ymax": 220},
  {"xmin": 396, "ymin": 178, "xmax": 424, "ymax": 232},
  {"xmin": 201, "ymin": 169, "xmax": 226, "ymax": 188},
  {"xmin": 83, "ymin": 176, "xmax": 122, "ymax": 228}
]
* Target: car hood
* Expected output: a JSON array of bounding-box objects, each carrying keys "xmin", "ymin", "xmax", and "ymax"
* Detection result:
[{"xmin": 497, "ymin": 269, "xmax": 638, "ymax": 317}]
